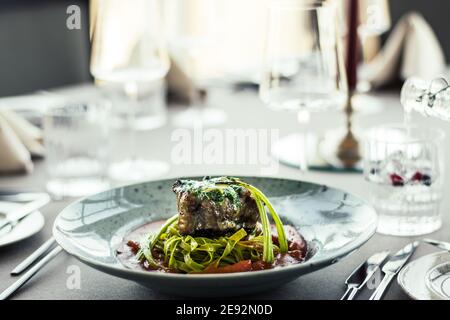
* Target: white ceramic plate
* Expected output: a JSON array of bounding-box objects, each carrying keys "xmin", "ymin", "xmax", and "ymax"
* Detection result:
[
  {"xmin": 398, "ymin": 251, "xmax": 450, "ymax": 300},
  {"xmin": 0, "ymin": 201, "xmax": 45, "ymax": 247}
]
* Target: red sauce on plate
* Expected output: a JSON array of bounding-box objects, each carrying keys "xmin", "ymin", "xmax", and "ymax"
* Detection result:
[{"xmin": 116, "ymin": 220, "xmax": 307, "ymax": 274}]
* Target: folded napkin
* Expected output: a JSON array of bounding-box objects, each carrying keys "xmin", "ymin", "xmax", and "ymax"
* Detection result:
[
  {"xmin": 359, "ymin": 12, "xmax": 446, "ymax": 88},
  {"xmin": 166, "ymin": 56, "xmax": 198, "ymax": 104},
  {"xmin": 0, "ymin": 110, "xmax": 44, "ymax": 174}
]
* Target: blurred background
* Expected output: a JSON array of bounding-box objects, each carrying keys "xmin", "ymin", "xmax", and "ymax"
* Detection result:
[
  {"xmin": 1, "ymin": 0, "xmax": 449, "ymax": 192},
  {"xmin": 0, "ymin": 0, "xmax": 449, "ymax": 97},
  {"xmin": 2, "ymin": 0, "xmax": 450, "ymax": 300},
  {"xmin": 0, "ymin": 0, "xmax": 91, "ymax": 97}
]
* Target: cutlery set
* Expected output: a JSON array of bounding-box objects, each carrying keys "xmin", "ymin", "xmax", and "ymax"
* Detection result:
[
  {"xmin": 341, "ymin": 250, "xmax": 390, "ymax": 300},
  {"xmin": 342, "ymin": 239, "xmax": 450, "ymax": 300},
  {"xmin": 369, "ymin": 242, "xmax": 419, "ymax": 300},
  {"xmin": 0, "ymin": 191, "xmax": 60, "ymax": 300}
]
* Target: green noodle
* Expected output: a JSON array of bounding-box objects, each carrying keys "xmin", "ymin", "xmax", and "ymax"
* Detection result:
[{"xmin": 137, "ymin": 178, "xmax": 288, "ymax": 273}]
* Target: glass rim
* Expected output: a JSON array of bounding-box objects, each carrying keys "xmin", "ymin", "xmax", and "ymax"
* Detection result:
[{"xmin": 365, "ymin": 123, "xmax": 445, "ymax": 144}]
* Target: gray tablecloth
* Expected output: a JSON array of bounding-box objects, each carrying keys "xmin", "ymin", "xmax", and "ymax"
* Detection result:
[{"xmin": 1, "ymin": 88, "xmax": 449, "ymax": 300}]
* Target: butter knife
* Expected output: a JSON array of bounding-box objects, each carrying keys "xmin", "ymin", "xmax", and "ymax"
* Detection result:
[
  {"xmin": 369, "ymin": 241, "xmax": 419, "ymax": 300},
  {"xmin": 341, "ymin": 250, "xmax": 390, "ymax": 300},
  {"xmin": 0, "ymin": 193, "xmax": 50, "ymax": 237}
]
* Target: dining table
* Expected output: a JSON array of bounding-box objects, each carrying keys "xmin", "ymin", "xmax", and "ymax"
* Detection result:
[{"xmin": 1, "ymin": 85, "xmax": 449, "ymax": 300}]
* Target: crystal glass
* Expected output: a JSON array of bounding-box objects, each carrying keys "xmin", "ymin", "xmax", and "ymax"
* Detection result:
[
  {"xmin": 44, "ymin": 99, "xmax": 111, "ymax": 198},
  {"xmin": 260, "ymin": 0, "xmax": 348, "ymax": 170},
  {"xmin": 90, "ymin": 0, "xmax": 170, "ymax": 181},
  {"xmin": 401, "ymin": 77, "xmax": 450, "ymax": 121},
  {"xmin": 364, "ymin": 124, "xmax": 445, "ymax": 236}
]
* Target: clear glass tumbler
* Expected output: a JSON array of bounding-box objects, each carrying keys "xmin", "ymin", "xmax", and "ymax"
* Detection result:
[
  {"xmin": 364, "ymin": 124, "xmax": 445, "ymax": 236},
  {"xmin": 44, "ymin": 99, "xmax": 111, "ymax": 198}
]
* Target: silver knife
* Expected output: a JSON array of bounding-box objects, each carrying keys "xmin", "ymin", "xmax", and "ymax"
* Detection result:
[
  {"xmin": 369, "ymin": 241, "xmax": 419, "ymax": 300},
  {"xmin": 422, "ymin": 238, "xmax": 450, "ymax": 252},
  {"xmin": 0, "ymin": 193, "xmax": 50, "ymax": 237},
  {"xmin": 341, "ymin": 250, "xmax": 390, "ymax": 300}
]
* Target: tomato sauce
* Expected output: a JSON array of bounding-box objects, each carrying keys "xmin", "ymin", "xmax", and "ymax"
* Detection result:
[{"xmin": 116, "ymin": 220, "xmax": 307, "ymax": 274}]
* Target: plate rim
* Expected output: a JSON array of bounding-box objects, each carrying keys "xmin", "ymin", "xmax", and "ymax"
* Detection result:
[{"xmin": 398, "ymin": 251, "xmax": 450, "ymax": 300}]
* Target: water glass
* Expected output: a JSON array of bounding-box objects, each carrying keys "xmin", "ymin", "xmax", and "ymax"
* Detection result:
[
  {"xmin": 102, "ymin": 79, "xmax": 167, "ymax": 131},
  {"xmin": 364, "ymin": 124, "xmax": 445, "ymax": 236},
  {"xmin": 44, "ymin": 99, "xmax": 111, "ymax": 198}
]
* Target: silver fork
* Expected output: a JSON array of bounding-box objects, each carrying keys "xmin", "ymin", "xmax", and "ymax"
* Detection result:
[{"xmin": 0, "ymin": 237, "xmax": 61, "ymax": 300}]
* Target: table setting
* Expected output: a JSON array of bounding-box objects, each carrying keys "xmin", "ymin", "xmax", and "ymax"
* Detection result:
[{"xmin": 1, "ymin": 0, "xmax": 450, "ymax": 302}]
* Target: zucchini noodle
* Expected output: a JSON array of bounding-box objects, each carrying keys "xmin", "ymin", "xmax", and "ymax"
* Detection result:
[{"xmin": 136, "ymin": 178, "xmax": 289, "ymax": 273}]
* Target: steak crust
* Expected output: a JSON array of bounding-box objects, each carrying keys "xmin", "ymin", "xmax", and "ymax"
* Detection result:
[{"xmin": 172, "ymin": 177, "xmax": 259, "ymax": 236}]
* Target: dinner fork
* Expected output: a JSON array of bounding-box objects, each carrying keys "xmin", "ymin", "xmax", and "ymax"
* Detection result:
[{"xmin": 0, "ymin": 246, "xmax": 62, "ymax": 300}]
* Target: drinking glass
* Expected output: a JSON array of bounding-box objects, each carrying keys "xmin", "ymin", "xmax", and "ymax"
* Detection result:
[
  {"xmin": 364, "ymin": 124, "xmax": 445, "ymax": 236},
  {"xmin": 44, "ymin": 99, "xmax": 111, "ymax": 198},
  {"xmin": 105, "ymin": 79, "xmax": 167, "ymax": 131},
  {"xmin": 90, "ymin": 0, "xmax": 170, "ymax": 181},
  {"xmin": 260, "ymin": 0, "xmax": 348, "ymax": 170}
]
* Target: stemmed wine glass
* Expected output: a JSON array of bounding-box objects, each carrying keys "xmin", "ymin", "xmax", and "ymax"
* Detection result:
[
  {"xmin": 90, "ymin": 0, "xmax": 171, "ymax": 181},
  {"xmin": 355, "ymin": 0, "xmax": 391, "ymax": 112},
  {"xmin": 166, "ymin": 0, "xmax": 227, "ymax": 128},
  {"xmin": 260, "ymin": 0, "xmax": 348, "ymax": 171}
]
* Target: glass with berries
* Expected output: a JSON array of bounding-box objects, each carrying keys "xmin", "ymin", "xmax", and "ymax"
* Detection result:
[{"xmin": 364, "ymin": 124, "xmax": 445, "ymax": 236}]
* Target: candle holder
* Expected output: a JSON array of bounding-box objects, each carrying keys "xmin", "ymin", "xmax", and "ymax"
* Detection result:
[{"xmin": 336, "ymin": 93, "xmax": 361, "ymax": 168}]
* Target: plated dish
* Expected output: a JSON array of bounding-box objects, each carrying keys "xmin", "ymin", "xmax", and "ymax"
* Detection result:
[
  {"xmin": 53, "ymin": 176, "xmax": 377, "ymax": 297},
  {"xmin": 117, "ymin": 177, "xmax": 307, "ymax": 274}
]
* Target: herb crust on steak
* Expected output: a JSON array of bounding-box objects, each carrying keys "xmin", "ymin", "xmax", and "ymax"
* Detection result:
[{"xmin": 172, "ymin": 177, "xmax": 259, "ymax": 236}]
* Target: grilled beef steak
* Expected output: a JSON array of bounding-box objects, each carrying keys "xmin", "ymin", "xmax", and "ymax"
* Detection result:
[{"xmin": 172, "ymin": 177, "xmax": 259, "ymax": 236}]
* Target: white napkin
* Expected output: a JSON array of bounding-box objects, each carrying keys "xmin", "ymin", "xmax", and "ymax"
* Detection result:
[
  {"xmin": 359, "ymin": 12, "xmax": 446, "ymax": 88},
  {"xmin": 0, "ymin": 110, "xmax": 44, "ymax": 174}
]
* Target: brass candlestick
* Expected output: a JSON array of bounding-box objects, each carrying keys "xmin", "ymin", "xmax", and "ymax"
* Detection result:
[
  {"xmin": 336, "ymin": 0, "xmax": 361, "ymax": 169},
  {"xmin": 337, "ymin": 92, "xmax": 361, "ymax": 168}
]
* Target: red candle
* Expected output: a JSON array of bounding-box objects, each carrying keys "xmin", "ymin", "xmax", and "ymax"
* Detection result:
[{"xmin": 346, "ymin": 0, "xmax": 359, "ymax": 92}]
